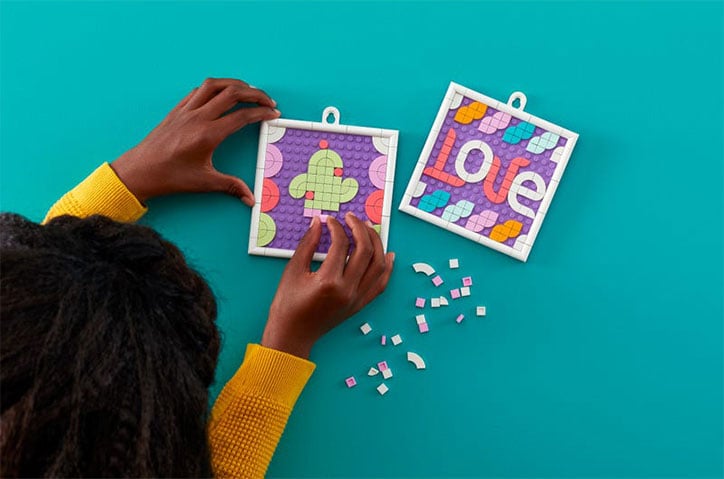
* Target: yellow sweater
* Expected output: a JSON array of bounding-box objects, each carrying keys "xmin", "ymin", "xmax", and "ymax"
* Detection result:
[{"xmin": 44, "ymin": 163, "xmax": 316, "ymax": 478}]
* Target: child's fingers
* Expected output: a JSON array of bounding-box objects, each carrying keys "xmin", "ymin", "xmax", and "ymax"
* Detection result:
[
  {"xmin": 172, "ymin": 88, "xmax": 198, "ymax": 111},
  {"xmin": 206, "ymin": 171, "xmax": 255, "ymax": 206},
  {"xmin": 201, "ymin": 85, "xmax": 276, "ymax": 119},
  {"xmin": 318, "ymin": 216, "xmax": 349, "ymax": 278},
  {"xmin": 355, "ymin": 251, "xmax": 394, "ymax": 313},
  {"xmin": 185, "ymin": 78, "xmax": 249, "ymax": 110},
  {"xmin": 354, "ymin": 223, "xmax": 390, "ymax": 300},
  {"xmin": 289, "ymin": 217, "xmax": 322, "ymax": 273},
  {"xmin": 214, "ymin": 106, "xmax": 280, "ymax": 139},
  {"xmin": 342, "ymin": 213, "xmax": 374, "ymax": 287}
]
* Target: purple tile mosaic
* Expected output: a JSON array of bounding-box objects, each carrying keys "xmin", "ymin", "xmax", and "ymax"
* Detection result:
[
  {"xmin": 407, "ymin": 95, "xmax": 570, "ymax": 250},
  {"xmin": 257, "ymin": 127, "xmax": 390, "ymax": 255}
]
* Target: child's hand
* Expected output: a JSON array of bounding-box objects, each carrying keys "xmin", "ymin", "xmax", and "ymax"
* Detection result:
[
  {"xmin": 111, "ymin": 78, "xmax": 280, "ymax": 205},
  {"xmin": 261, "ymin": 213, "xmax": 395, "ymax": 359}
]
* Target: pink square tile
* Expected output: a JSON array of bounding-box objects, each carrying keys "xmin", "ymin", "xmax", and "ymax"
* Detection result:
[
  {"xmin": 415, "ymin": 297, "xmax": 425, "ymax": 308},
  {"xmin": 345, "ymin": 376, "xmax": 357, "ymax": 388},
  {"xmin": 418, "ymin": 322, "xmax": 429, "ymax": 333},
  {"xmin": 431, "ymin": 275, "xmax": 444, "ymax": 287},
  {"xmin": 456, "ymin": 314, "xmax": 465, "ymax": 324},
  {"xmin": 450, "ymin": 288, "xmax": 461, "ymax": 299},
  {"xmin": 377, "ymin": 361, "xmax": 389, "ymax": 371},
  {"xmin": 462, "ymin": 276, "xmax": 473, "ymax": 287}
]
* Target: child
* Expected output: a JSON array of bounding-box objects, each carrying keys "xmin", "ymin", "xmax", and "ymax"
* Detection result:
[{"xmin": 0, "ymin": 78, "xmax": 394, "ymax": 477}]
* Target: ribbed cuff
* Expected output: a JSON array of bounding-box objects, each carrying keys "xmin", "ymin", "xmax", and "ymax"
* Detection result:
[
  {"xmin": 44, "ymin": 163, "xmax": 147, "ymax": 223},
  {"xmin": 75, "ymin": 163, "xmax": 147, "ymax": 221},
  {"xmin": 226, "ymin": 344, "xmax": 316, "ymax": 408}
]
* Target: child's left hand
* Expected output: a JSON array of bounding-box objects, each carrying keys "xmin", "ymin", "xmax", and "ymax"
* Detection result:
[{"xmin": 111, "ymin": 78, "xmax": 280, "ymax": 206}]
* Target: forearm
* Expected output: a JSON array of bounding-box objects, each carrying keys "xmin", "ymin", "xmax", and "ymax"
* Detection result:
[
  {"xmin": 208, "ymin": 344, "xmax": 315, "ymax": 478},
  {"xmin": 43, "ymin": 163, "xmax": 147, "ymax": 224}
]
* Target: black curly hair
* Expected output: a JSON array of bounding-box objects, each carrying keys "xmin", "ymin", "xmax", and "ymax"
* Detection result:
[{"xmin": 0, "ymin": 213, "xmax": 220, "ymax": 477}]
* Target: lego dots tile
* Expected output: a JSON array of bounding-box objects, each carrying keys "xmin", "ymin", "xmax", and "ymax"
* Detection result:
[
  {"xmin": 406, "ymin": 352, "xmax": 426, "ymax": 370},
  {"xmin": 399, "ymin": 82, "xmax": 579, "ymax": 261},
  {"xmin": 250, "ymin": 106, "xmax": 399, "ymax": 260}
]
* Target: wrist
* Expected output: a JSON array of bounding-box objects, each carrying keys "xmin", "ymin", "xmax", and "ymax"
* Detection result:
[
  {"xmin": 110, "ymin": 149, "xmax": 151, "ymax": 204},
  {"xmin": 260, "ymin": 325, "xmax": 315, "ymax": 360}
]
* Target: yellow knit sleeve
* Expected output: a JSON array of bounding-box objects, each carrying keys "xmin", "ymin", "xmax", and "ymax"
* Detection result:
[
  {"xmin": 209, "ymin": 344, "xmax": 315, "ymax": 479},
  {"xmin": 43, "ymin": 163, "xmax": 147, "ymax": 224}
]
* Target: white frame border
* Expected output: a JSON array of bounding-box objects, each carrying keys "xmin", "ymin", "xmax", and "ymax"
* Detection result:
[
  {"xmin": 249, "ymin": 107, "xmax": 399, "ymax": 261},
  {"xmin": 399, "ymin": 82, "xmax": 579, "ymax": 262}
]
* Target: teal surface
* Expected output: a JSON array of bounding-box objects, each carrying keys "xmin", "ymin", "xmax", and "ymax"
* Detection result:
[{"xmin": 1, "ymin": 1, "xmax": 722, "ymax": 477}]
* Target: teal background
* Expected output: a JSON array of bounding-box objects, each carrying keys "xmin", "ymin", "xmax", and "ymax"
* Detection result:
[{"xmin": 1, "ymin": 1, "xmax": 722, "ymax": 477}]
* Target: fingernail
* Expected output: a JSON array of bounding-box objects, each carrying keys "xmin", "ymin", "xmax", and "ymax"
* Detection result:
[
  {"xmin": 390, "ymin": 252, "xmax": 396, "ymax": 262},
  {"xmin": 273, "ymin": 108, "xmax": 281, "ymax": 115},
  {"xmin": 271, "ymin": 99, "xmax": 277, "ymax": 107},
  {"xmin": 365, "ymin": 220, "xmax": 373, "ymax": 228},
  {"xmin": 309, "ymin": 216, "xmax": 320, "ymax": 228}
]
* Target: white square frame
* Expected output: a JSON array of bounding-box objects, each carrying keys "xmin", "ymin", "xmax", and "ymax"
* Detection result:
[
  {"xmin": 399, "ymin": 82, "xmax": 579, "ymax": 262},
  {"xmin": 249, "ymin": 106, "xmax": 399, "ymax": 261}
]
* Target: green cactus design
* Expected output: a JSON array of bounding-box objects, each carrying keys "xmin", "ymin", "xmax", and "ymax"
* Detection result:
[{"xmin": 289, "ymin": 147, "xmax": 359, "ymax": 212}]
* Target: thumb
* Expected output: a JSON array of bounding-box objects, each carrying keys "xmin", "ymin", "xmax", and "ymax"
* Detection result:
[{"xmin": 208, "ymin": 171, "xmax": 255, "ymax": 206}]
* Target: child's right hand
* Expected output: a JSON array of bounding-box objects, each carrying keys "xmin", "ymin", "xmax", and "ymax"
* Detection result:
[{"xmin": 261, "ymin": 213, "xmax": 394, "ymax": 359}]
